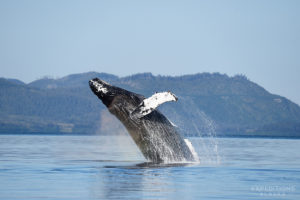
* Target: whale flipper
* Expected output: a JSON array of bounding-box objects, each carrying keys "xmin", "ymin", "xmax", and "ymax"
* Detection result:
[{"xmin": 132, "ymin": 91, "xmax": 178, "ymax": 118}]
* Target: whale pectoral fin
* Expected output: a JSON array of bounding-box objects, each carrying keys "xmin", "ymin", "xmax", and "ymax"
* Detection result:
[{"xmin": 132, "ymin": 91, "xmax": 178, "ymax": 117}]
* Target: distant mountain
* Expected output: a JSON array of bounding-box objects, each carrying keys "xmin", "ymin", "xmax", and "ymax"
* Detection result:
[
  {"xmin": 28, "ymin": 72, "xmax": 118, "ymax": 89},
  {"xmin": 1, "ymin": 72, "xmax": 300, "ymax": 137},
  {"xmin": 0, "ymin": 78, "xmax": 25, "ymax": 85}
]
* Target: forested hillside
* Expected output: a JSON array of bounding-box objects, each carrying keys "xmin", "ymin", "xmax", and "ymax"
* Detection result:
[{"xmin": 1, "ymin": 72, "xmax": 300, "ymax": 137}]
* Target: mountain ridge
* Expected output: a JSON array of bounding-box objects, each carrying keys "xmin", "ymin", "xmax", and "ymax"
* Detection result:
[{"xmin": 1, "ymin": 72, "xmax": 300, "ymax": 137}]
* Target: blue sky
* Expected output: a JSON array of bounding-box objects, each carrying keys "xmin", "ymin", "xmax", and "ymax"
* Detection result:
[{"xmin": 0, "ymin": 0, "xmax": 299, "ymax": 104}]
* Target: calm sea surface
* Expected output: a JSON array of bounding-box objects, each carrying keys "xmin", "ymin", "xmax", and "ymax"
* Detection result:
[{"xmin": 0, "ymin": 135, "xmax": 299, "ymax": 200}]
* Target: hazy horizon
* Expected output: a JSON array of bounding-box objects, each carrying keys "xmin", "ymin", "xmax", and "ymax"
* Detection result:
[
  {"xmin": 1, "ymin": 70, "xmax": 255, "ymax": 82},
  {"xmin": 1, "ymin": 0, "xmax": 299, "ymax": 104}
]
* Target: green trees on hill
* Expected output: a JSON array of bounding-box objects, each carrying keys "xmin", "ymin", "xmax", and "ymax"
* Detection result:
[{"xmin": 1, "ymin": 72, "xmax": 300, "ymax": 137}]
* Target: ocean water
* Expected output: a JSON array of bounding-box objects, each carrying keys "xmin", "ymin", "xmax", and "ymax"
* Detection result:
[{"xmin": 0, "ymin": 135, "xmax": 299, "ymax": 200}]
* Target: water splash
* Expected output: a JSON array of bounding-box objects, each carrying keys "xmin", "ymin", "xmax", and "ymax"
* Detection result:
[
  {"xmin": 175, "ymin": 97, "xmax": 221, "ymax": 165},
  {"xmin": 191, "ymin": 113, "xmax": 220, "ymax": 164},
  {"xmin": 143, "ymin": 121, "xmax": 198, "ymax": 163},
  {"xmin": 184, "ymin": 139, "xmax": 200, "ymax": 162}
]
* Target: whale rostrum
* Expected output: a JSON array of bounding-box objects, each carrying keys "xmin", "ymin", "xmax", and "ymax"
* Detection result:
[{"xmin": 89, "ymin": 78, "xmax": 199, "ymax": 163}]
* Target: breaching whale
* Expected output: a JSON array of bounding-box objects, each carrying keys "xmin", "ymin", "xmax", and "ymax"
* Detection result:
[{"xmin": 89, "ymin": 78, "xmax": 199, "ymax": 163}]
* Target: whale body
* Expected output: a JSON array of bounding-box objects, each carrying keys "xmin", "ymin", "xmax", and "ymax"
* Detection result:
[{"xmin": 89, "ymin": 78, "xmax": 198, "ymax": 163}]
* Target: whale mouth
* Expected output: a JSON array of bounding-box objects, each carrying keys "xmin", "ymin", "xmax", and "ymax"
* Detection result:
[
  {"xmin": 89, "ymin": 78, "xmax": 114, "ymax": 107},
  {"xmin": 89, "ymin": 78, "xmax": 109, "ymax": 94}
]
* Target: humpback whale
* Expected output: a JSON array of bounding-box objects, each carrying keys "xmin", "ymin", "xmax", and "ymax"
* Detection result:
[{"xmin": 89, "ymin": 78, "xmax": 199, "ymax": 163}]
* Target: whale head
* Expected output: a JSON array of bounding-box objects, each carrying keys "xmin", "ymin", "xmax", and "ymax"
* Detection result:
[
  {"xmin": 89, "ymin": 78, "xmax": 143, "ymax": 115},
  {"xmin": 89, "ymin": 78, "xmax": 115, "ymax": 107}
]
